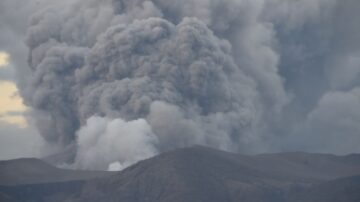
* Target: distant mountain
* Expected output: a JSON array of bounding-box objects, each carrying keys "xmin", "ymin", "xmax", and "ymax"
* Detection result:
[
  {"xmin": 0, "ymin": 158, "xmax": 113, "ymax": 202},
  {"xmin": 0, "ymin": 158, "xmax": 112, "ymax": 186},
  {"xmin": 1, "ymin": 146, "xmax": 360, "ymax": 202}
]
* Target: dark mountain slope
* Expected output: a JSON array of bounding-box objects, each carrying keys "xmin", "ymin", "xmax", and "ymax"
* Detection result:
[
  {"xmin": 0, "ymin": 192, "xmax": 17, "ymax": 202},
  {"xmin": 1, "ymin": 146, "xmax": 360, "ymax": 202},
  {"xmin": 70, "ymin": 146, "xmax": 360, "ymax": 202},
  {"xmin": 0, "ymin": 158, "xmax": 112, "ymax": 186},
  {"xmin": 0, "ymin": 181, "xmax": 85, "ymax": 202},
  {"xmin": 289, "ymin": 175, "xmax": 360, "ymax": 202}
]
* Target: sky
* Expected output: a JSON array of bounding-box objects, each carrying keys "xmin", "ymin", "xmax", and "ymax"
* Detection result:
[
  {"xmin": 0, "ymin": 51, "xmax": 43, "ymax": 160},
  {"xmin": 0, "ymin": 0, "xmax": 45, "ymax": 160},
  {"xmin": 0, "ymin": 0, "xmax": 360, "ymax": 170},
  {"xmin": 0, "ymin": 52, "xmax": 27, "ymax": 127}
]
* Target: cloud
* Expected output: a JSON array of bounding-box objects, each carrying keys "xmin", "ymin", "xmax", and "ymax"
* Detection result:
[
  {"xmin": 20, "ymin": 0, "xmax": 278, "ymax": 170},
  {"xmin": 0, "ymin": 121, "xmax": 45, "ymax": 160},
  {"xmin": 324, "ymin": 0, "xmax": 360, "ymax": 91},
  {"xmin": 1, "ymin": 0, "xmax": 360, "ymax": 169},
  {"xmin": 0, "ymin": 81, "xmax": 28, "ymax": 127},
  {"xmin": 288, "ymin": 88, "xmax": 360, "ymax": 154},
  {"xmin": 0, "ymin": 110, "xmax": 26, "ymax": 117},
  {"xmin": 0, "ymin": 68, "xmax": 14, "ymax": 81},
  {"xmin": 0, "ymin": 0, "xmax": 37, "ymax": 88},
  {"xmin": 75, "ymin": 116, "xmax": 158, "ymax": 170},
  {"xmin": 0, "ymin": 51, "xmax": 15, "ymax": 81},
  {"xmin": 0, "ymin": 52, "xmax": 10, "ymax": 67}
]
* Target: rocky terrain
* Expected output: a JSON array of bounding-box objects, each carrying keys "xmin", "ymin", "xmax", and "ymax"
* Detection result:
[{"xmin": 1, "ymin": 146, "xmax": 360, "ymax": 202}]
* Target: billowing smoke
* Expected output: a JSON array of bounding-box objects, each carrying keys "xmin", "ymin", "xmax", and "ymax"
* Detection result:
[
  {"xmin": 75, "ymin": 116, "xmax": 158, "ymax": 171},
  {"xmin": 19, "ymin": 0, "xmax": 360, "ymax": 170},
  {"xmin": 24, "ymin": 0, "xmax": 268, "ymax": 170}
]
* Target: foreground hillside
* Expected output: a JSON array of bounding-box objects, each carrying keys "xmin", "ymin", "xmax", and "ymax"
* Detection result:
[
  {"xmin": 0, "ymin": 158, "xmax": 111, "ymax": 186},
  {"xmin": 1, "ymin": 146, "xmax": 360, "ymax": 202}
]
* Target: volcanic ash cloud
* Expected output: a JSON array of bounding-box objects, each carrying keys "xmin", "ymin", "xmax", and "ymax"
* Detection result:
[{"xmin": 23, "ymin": 0, "xmax": 290, "ymax": 170}]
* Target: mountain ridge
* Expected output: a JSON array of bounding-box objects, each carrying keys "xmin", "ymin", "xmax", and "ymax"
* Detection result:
[{"xmin": 1, "ymin": 146, "xmax": 360, "ymax": 202}]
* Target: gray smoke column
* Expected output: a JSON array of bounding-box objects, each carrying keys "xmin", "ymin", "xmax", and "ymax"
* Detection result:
[
  {"xmin": 24, "ymin": 0, "xmax": 281, "ymax": 170},
  {"xmin": 24, "ymin": 0, "xmax": 360, "ymax": 170},
  {"xmin": 74, "ymin": 16, "xmax": 264, "ymax": 170}
]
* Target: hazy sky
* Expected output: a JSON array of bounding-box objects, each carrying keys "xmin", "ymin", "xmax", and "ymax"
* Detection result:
[
  {"xmin": 0, "ymin": 51, "xmax": 43, "ymax": 159},
  {"xmin": 0, "ymin": 52, "xmax": 27, "ymax": 126},
  {"xmin": 0, "ymin": 0, "xmax": 45, "ymax": 160},
  {"xmin": 0, "ymin": 0, "xmax": 360, "ymax": 169}
]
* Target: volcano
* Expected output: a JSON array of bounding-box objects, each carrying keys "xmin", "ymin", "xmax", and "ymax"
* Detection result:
[{"xmin": 1, "ymin": 146, "xmax": 360, "ymax": 202}]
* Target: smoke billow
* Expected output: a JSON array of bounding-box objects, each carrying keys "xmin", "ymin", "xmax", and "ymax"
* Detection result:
[
  {"xmin": 75, "ymin": 116, "xmax": 158, "ymax": 171},
  {"xmin": 24, "ymin": 0, "xmax": 265, "ymax": 170},
  {"xmin": 19, "ymin": 0, "xmax": 360, "ymax": 170}
]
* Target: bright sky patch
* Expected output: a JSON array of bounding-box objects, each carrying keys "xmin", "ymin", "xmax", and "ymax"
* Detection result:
[
  {"xmin": 0, "ymin": 52, "xmax": 10, "ymax": 67},
  {"xmin": 0, "ymin": 52, "xmax": 28, "ymax": 127}
]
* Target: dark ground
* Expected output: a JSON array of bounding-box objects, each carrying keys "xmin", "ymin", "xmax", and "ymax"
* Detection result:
[{"xmin": 1, "ymin": 146, "xmax": 360, "ymax": 202}]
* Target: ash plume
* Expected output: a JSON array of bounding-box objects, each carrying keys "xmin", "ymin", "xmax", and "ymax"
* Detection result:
[{"xmin": 18, "ymin": 0, "xmax": 360, "ymax": 170}]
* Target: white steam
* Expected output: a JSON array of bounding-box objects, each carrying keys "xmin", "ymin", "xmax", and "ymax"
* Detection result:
[{"xmin": 75, "ymin": 116, "xmax": 158, "ymax": 170}]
